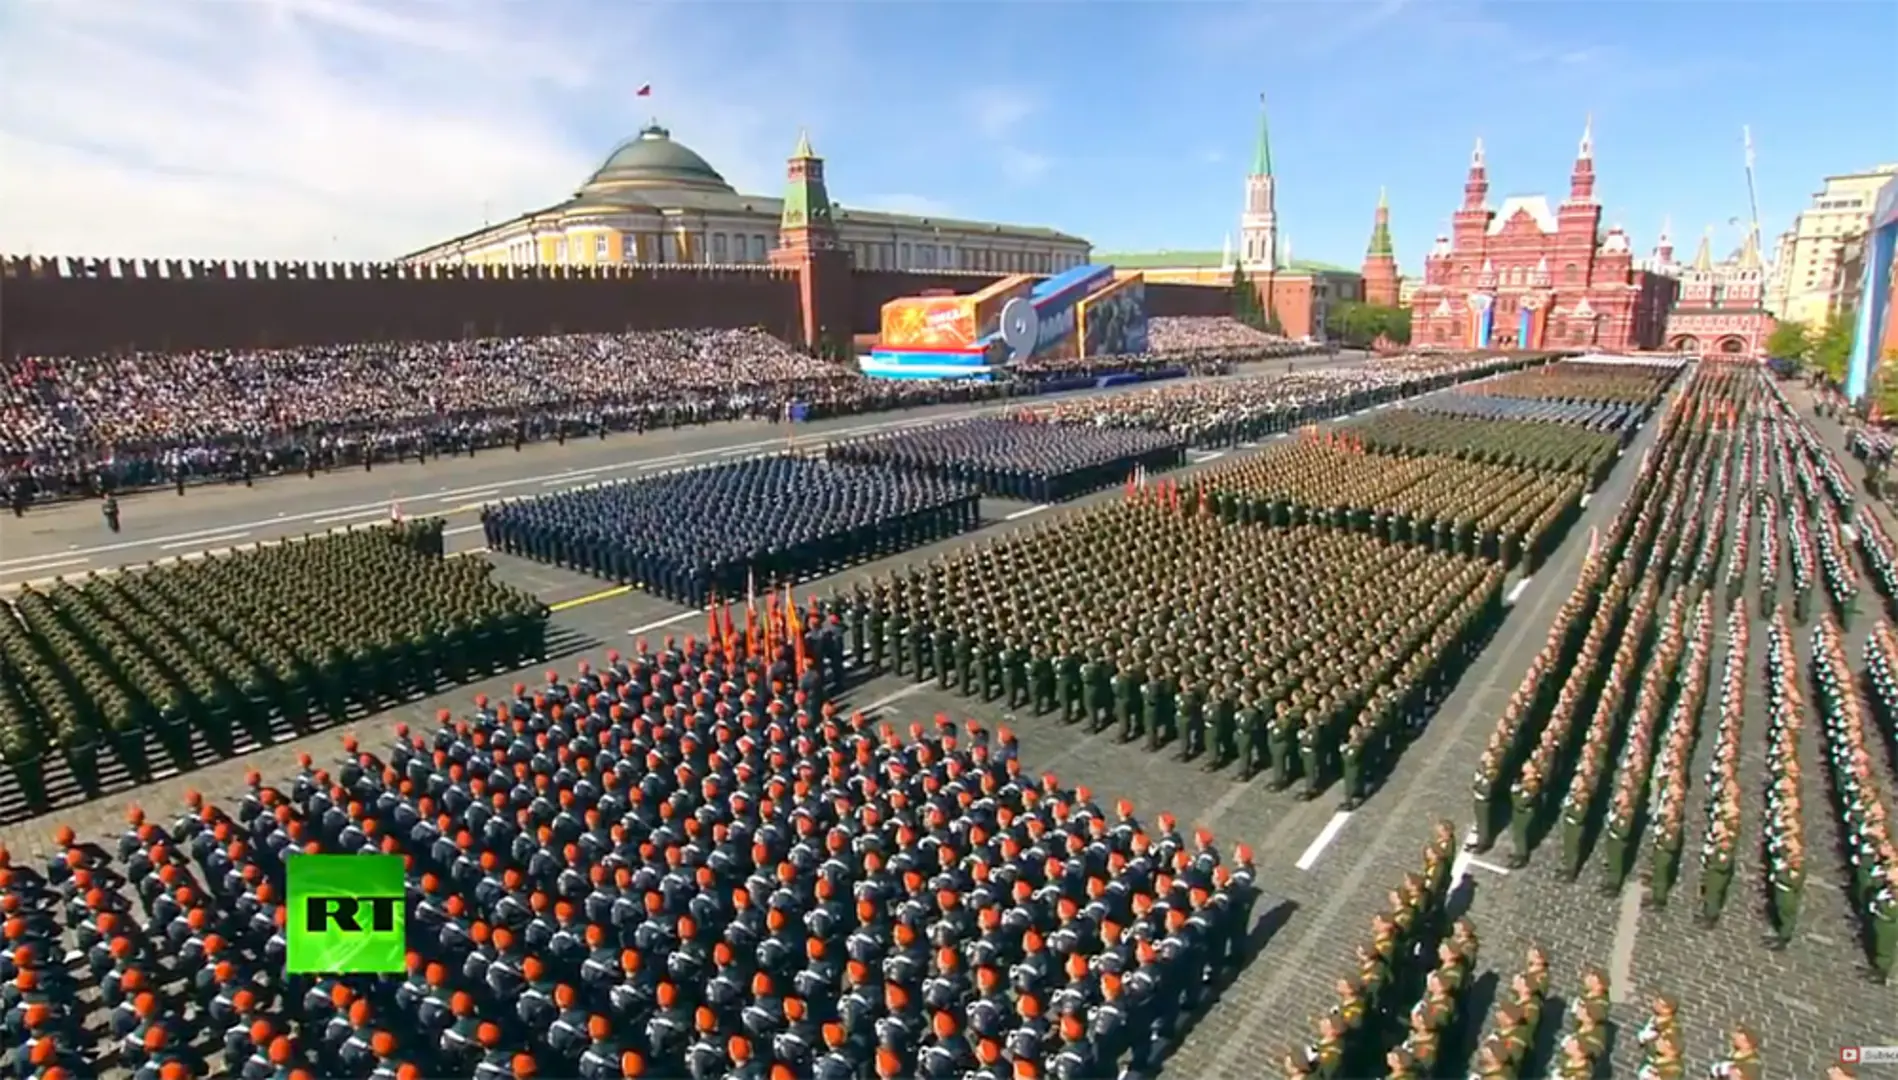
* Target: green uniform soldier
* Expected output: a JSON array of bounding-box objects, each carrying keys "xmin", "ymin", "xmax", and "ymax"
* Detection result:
[
  {"xmin": 1298, "ymin": 715, "xmax": 1324, "ymax": 800},
  {"xmin": 1057, "ymin": 646, "xmax": 1084, "ymax": 724},
  {"xmin": 1239, "ymin": 692, "xmax": 1266, "ymax": 780},
  {"xmin": 1268, "ymin": 709, "xmax": 1297, "ymax": 791},
  {"xmin": 1559, "ymin": 790, "xmax": 1588, "ymax": 880},
  {"xmin": 931, "ymin": 625, "xmax": 953, "ymax": 687},
  {"xmin": 1507, "ymin": 765, "xmax": 1540, "ymax": 868},
  {"xmin": 1029, "ymin": 643, "xmax": 1055, "ymax": 715},
  {"xmin": 954, "ymin": 628, "xmax": 977, "ymax": 696},
  {"xmin": 1178, "ymin": 674, "xmax": 1206, "ymax": 761},
  {"xmin": 1870, "ymin": 885, "xmax": 1895, "ymax": 983},
  {"xmin": 999, "ymin": 637, "xmax": 1024, "ymax": 708},
  {"xmin": 1338, "ymin": 724, "xmax": 1366, "ymax": 810},
  {"xmin": 1081, "ymin": 656, "xmax": 1108, "ymax": 731},
  {"xmin": 1470, "ymin": 749, "xmax": 1501, "ymax": 852},
  {"xmin": 1699, "ymin": 831, "xmax": 1736, "ymax": 925},
  {"xmin": 1113, "ymin": 659, "xmax": 1139, "ymax": 742},
  {"xmin": 902, "ymin": 619, "xmax": 924, "ymax": 678},
  {"xmin": 1648, "ymin": 826, "xmax": 1683, "ymax": 907},
  {"xmin": 846, "ymin": 588, "xmax": 868, "ymax": 669},
  {"xmin": 1713, "ymin": 1026, "xmax": 1763, "ymax": 1080},
  {"xmin": 1209, "ymin": 682, "xmax": 1238, "ymax": 770},
  {"xmin": 866, "ymin": 594, "xmax": 887, "ymax": 671},
  {"xmin": 1770, "ymin": 859, "xmax": 1804, "ymax": 947},
  {"xmin": 1142, "ymin": 672, "xmax": 1166, "ymax": 752},
  {"xmin": 1490, "ymin": 1007, "xmax": 1530, "ymax": 1072}
]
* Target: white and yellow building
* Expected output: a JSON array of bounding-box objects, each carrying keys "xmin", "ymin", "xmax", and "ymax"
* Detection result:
[
  {"xmin": 399, "ymin": 125, "xmax": 1091, "ymax": 275},
  {"xmin": 1764, "ymin": 163, "xmax": 1898, "ymax": 324}
]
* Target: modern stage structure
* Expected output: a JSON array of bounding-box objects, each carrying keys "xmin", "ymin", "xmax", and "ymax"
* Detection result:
[{"xmin": 1846, "ymin": 173, "xmax": 1898, "ymax": 403}]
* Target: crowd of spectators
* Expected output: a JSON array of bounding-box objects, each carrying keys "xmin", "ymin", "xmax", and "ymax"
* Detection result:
[
  {"xmin": 1, "ymin": 332, "xmax": 1037, "ymax": 505},
  {"xmin": 0, "ymin": 319, "xmax": 1329, "ymax": 507},
  {"xmin": 1023, "ymin": 354, "xmax": 1541, "ymax": 447},
  {"xmin": 1143, "ymin": 317, "xmax": 1303, "ymax": 356}
]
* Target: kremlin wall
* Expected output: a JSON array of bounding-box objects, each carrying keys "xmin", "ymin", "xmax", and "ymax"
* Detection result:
[{"xmin": 0, "ymin": 106, "xmax": 1809, "ymax": 364}]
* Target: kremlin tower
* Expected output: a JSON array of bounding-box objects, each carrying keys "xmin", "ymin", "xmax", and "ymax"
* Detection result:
[{"xmin": 1362, "ymin": 188, "xmax": 1399, "ymax": 306}]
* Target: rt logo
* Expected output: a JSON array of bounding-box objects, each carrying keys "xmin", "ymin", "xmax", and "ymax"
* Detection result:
[{"xmin": 286, "ymin": 853, "xmax": 407, "ymax": 974}]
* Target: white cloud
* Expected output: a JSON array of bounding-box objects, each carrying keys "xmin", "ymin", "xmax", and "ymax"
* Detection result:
[
  {"xmin": 0, "ymin": 0, "xmax": 796, "ymax": 261},
  {"xmin": 851, "ymin": 194, "xmax": 954, "ymax": 218},
  {"xmin": 1000, "ymin": 151, "xmax": 1052, "ymax": 185},
  {"xmin": 968, "ymin": 89, "xmax": 1037, "ymax": 141}
]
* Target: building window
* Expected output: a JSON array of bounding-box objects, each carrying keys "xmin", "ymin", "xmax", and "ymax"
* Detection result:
[
  {"xmin": 659, "ymin": 234, "xmax": 677, "ymax": 263},
  {"xmin": 557, "ymin": 240, "xmax": 570, "ymax": 265},
  {"xmin": 621, "ymin": 234, "xmax": 640, "ymax": 263},
  {"xmin": 900, "ymin": 242, "xmax": 911, "ymax": 267},
  {"xmin": 712, "ymin": 233, "xmax": 728, "ymax": 262},
  {"xmin": 753, "ymin": 235, "xmax": 768, "ymax": 261},
  {"xmin": 594, "ymin": 234, "xmax": 609, "ymax": 263}
]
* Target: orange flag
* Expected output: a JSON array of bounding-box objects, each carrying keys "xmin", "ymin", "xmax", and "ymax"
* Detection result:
[
  {"xmin": 721, "ymin": 599, "xmax": 737, "ymax": 657},
  {"xmin": 786, "ymin": 586, "xmax": 808, "ymax": 674},
  {"xmin": 706, "ymin": 591, "xmax": 722, "ymax": 651},
  {"xmin": 765, "ymin": 589, "xmax": 781, "ymax": 655},
  {"xmin": 745, "ymin": 570, "xmax": 761, "ymax": 657}
]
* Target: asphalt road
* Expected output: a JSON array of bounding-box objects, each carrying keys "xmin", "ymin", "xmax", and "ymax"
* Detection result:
[
  {"xmin": 0, "ymin": 354, "xmax": 1352, "ymax": 583},
  {"xmin": 2, "ymin": 364, "xmax": 1881, "ymax": 1078}
]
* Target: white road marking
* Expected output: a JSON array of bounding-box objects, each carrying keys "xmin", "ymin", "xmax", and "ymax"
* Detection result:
[
  {"xmin": 863, "ymin": 683, "xmax": 930, "ymax": 712},
  {"xmin": 1005, "ymin": 504, "xmax": 1051, "ymax": 521},
  {"xmin": 1580, "ymin": 494, "xmax": 1592, "ymax": 508},
  {"xmin": 1506, "ymin": 577, "xmax": 1533, "ymax": 605},
  {"xmin": 1294, "ymin": 811, "xmax": 1353, "ymax": 871},
  {"xmin": 1190, "ymin": 451, "xmax": 1228, "ymax": 463},
  {"xmin": 442, "ymin": 489, "xmax": 500, "ymax": 503},
  {"xmin": 443, "ymin": 524, "xmax": 484, "ymax": 537},
  {"xmin": 0, "ymin": 395, "xmax": 1160, "ymax": 567},
  {"xmin": 0, "ymin": 555, "xmax": 89, "ymax": 577},
  {"xmin": 1239, "ymin": 442, "xmax": 1259, "ymax": 449},
  {"xmin": 1843, "ymin": 524, "xmax": 1859, "ymax": 543},
  {"xmin": 1451, "ymin": 849, "xmax": 1513, "ymax": 884},
  {"xmin": 1607, "ymin": 881, "xmax": 1644, "ymax": 1003},
  {"xmin": 625, "ymin": 609, "xmax": 703, "ymax": 636},
  {"xmin": 160, "ymin": 530, "xmax": 249, "ymax": 551},
  {"xmin": 312, "ymin": 509, "xmax": 389, "ymax": 526}
]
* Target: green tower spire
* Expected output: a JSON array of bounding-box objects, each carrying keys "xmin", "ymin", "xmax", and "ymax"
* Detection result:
[
  {"xmin": 778, "ymin": 129, "xmax": 835, "ymax": 235},
  {"xmin": 1367, "ymin": 187, "xmax": 1394, "ymax": 257},
  {"xmin": 1251, "ymin": 94, "xmax": 1273, "ymax": 177}
]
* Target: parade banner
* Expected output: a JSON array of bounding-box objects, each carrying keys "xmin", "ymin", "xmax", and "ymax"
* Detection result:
[
  {"xmin": 1078, "ymin": 274, "xmax": 1150, "ymax": 358},
  {"xmin": 969, "ymin": 275, "xmax": 1035, "ymax": 338},
  {"xmin": 880, "ymin": 295, "xmax": 977, "ymax": 349}
]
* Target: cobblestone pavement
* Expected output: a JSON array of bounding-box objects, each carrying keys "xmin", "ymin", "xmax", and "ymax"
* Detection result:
[{"xmin": 11, "ymin": 369, "xmax": 1891, "ymax": 1078}]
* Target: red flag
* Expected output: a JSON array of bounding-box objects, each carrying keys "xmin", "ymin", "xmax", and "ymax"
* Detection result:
[
  {"xmin": 721, "ymin": 601, "xmax": 737, "ymax": 657},
  {"xmin": 636, "ymin": 84, "xmax": 652, "ymax": 96},
  {"xmin": 706, "ymin": 591, "xmax": 721, "ymax": 653},
  {"xmin": 1125, "ymin": 469, "xmax": 1136, "ymax": 503}
]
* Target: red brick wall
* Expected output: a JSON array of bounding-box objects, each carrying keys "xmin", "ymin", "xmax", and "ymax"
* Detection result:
[{"xmin": 0, "ymin": 257, "xmax": 803, "ymax": 357}]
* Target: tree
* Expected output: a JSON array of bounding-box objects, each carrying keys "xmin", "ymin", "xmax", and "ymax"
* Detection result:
[
  {"xmin": 1811, "ymin": 310, "xmax": 1856, "ymax": 383},
  {"xmin": 1383, "ymin": 305, "xmax": 1412, "ymax": 345},
  {"xmin": 1230, "ymin": 263, "xmax": 1266, "ymax": 330},
  {"xmin": 1325, "ymin": 301, "xmax": 1410, "ymax": 348},
  {"xmin": 1765, "ymin": 320, "xmax": 1812, "ymax": 364}
]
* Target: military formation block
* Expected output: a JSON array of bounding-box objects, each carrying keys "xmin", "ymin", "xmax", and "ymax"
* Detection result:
[
  {"xmin": 481, "ymin": 456, "xmax": 982, "ymax": 606},
  {"xmin": 824, "ymin": 418, "xmax": 1186, "ymax": 503}
]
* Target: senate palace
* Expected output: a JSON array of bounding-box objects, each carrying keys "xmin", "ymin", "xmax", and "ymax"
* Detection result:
[{"xmin": 400, "ymin": 124, "xmax": 1092, "ymax": 276}]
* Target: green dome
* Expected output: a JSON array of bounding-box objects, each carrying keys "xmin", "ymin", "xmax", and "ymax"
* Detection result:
[{"xmin": 582, "ymin": 125, "xmax": 732, "ymax": 192}]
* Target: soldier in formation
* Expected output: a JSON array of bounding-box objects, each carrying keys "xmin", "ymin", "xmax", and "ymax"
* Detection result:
[
  {"xmin": 1282, "ymin": 822, "xmax": 1459, "ymax": 1079},
  {"xmin": 826, "ymin": 418, "xmax": 1186, "ymax": 503},
  {"xmin": 850, "ymin": 501, "xmax": 1503, "ymax": 797},
  {"xmin": 483, "ymin": 456, "xmax": 980, "ymax": 608},
  {"xmin": 1, "ymin": 639, "xmax": 1267, "ymax": 1080}
]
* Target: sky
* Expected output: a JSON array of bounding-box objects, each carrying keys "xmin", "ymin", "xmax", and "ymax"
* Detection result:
[{"xmin": 1, "ymin": 0, "xmax": 1892, "ymax": 275}]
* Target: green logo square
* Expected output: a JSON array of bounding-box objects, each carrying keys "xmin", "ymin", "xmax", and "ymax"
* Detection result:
[{"xmin": 286, "ymin": 853, "xmax": 407, "ymax": 974}]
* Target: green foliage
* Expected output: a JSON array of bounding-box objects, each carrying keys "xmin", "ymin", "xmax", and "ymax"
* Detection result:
[
  {"xmin": 1230, "ymin": 263, "xmax": 1266, "ymax": 330},
  {"xmin": 1764, "ymin": 320, "xmax": 1812, "ymax": 364},
  {"xmin": 1326, "ymin": 301, "xmax": 1412, "ymax": 347},
  {"xmin": 1811, "ymin": 310, "xmax": 1856, "ymax": 382}
]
